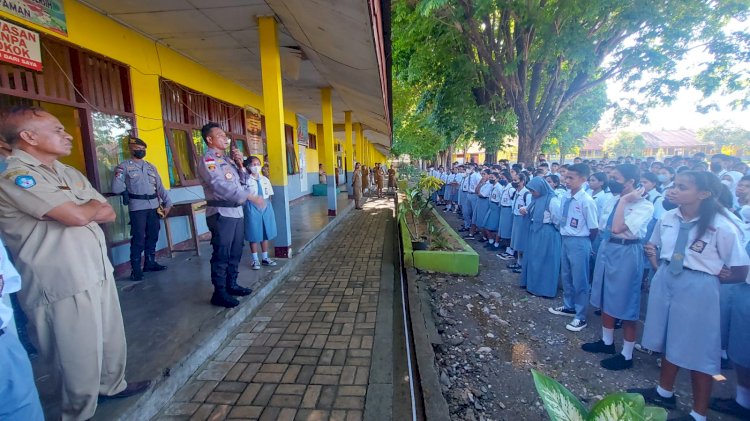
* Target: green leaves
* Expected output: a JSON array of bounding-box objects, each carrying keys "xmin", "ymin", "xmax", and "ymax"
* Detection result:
[{"xmin": 531, "ymin": 370, "xmax": 668, "ymax": 421}]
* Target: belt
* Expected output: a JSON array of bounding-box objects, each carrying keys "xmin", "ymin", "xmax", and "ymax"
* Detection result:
[
  {"xmin": 501, "ymin": 205, "xmax": 512, "ymax": 208},
  {"xmin": 608, "ymin": 237, "xmax": 641, "ymax": 245},
  {"xmin": 207, "ymin": 200, "xmax": 241, "ymax": 208},
  {"xmin": 129, "ymin": 193, "xmax": 157, "ymax": 200}
]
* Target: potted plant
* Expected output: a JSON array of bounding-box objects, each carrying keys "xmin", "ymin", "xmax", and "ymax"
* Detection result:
[{"xmin": 531, "ymin": 369, "xmax": 667, "ymax": 421}]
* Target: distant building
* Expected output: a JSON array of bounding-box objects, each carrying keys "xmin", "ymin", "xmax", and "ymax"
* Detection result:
[{"xmin": 581, "ymin": 130, "xmax": 716, "ymax": 159}]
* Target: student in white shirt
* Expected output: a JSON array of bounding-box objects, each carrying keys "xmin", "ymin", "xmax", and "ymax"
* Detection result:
[
  {"xmin": 631, "ymin": 171, "xmax": 749, "ymax": 421},
  {"xmin": 243, "ymin": 157, "xmax": 278, "ymax": 270},
  {"xmin": 548, "ymin": 164, "xmax": 599, "ymax": 331},
  {"xmin": 484, "ymin": 173, "xmax": 504, "ymax": 250},
  {"xmin": 737, "ymin": 176, "xmax": 750, "ymax": 223},
  {"xmin": 583, "ymin": 164, "xmax": 654, "ymax": 370},
  {"xmin": 520, "ymin": 176, "xmax": 561, "ymax": 298},
  {"xmin": 508, "ymin": 173, "xmax": 530, "ymax": 273},
  {"xmin": 496, "ymin": 170, "xmax": 516, "ymax": 258},
  {"xmin": 0, "ymin": 239, "xmax": 44, "ymax": 420}
]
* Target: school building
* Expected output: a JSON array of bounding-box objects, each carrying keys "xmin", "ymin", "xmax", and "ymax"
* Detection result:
[{"xmin": 0, "ymin": 0, "xmax": 391, "ymax": 266}]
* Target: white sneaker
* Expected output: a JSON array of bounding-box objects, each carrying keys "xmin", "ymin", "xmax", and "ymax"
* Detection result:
[
  {"xmin": 262, "ymin": 258, "xmax": 277, "ymax": 267},
  {"xmin": 548, "ymin": 306, "xmax": 576, "ymax": 316},
  {"xmin": 251, "ymin": 260, "xmax": 261, "ymax": 270},
  {"xmin": 566, "ymin": 319, "xmax": 587, "ymax": 332}
]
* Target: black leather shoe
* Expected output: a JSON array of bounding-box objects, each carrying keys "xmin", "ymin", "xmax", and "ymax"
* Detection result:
[
  {"xmin": 601, "ymin": 354, "xmax": 634, "ymax": 371},
  {"xmin": 99, "ymin": 380, "xmax": 151, "ymax": 401},
  {"xmin": 626, "ymin": 387, "xmax": 677, "ymax": 410},
  {"xmin": 211, "ymin": 291, "xmax": 239, "ymax": 308},
  {"xmin": 581, "ymin": 339, "xmax": 616, "ymax": 354},
  {"xmin": 143, "ymin": 256, "xmax": 167, "ymax": 272},
  {"xmin": 130, "ymin": 270, "xmax": 143, "ymax": 281},
  {"xmin": 227, "ymin": 286, "xmax": 252, "ymax": 296}
]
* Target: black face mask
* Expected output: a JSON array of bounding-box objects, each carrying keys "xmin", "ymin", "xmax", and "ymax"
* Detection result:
[
  {"xmin": 710, "ymin": 163, "xmax": 723, "ymax": 173},
  {"xmin": 132, "ymin": 150, "xmax": 146, "ymax": 159},
  {"xmin": 608, "ymin": 180, "xmax": 624, "ymax": 195},
  {"xmin": 511, "ymin": 182, "xmax": 520, "ymax": 188},
  {"xmin": 489, "ymin": 180, "xmax": 497, "ymax": 184},
  {"xmin": 499, "ymin": 179, "xmax": 508, "ymax": 186}
]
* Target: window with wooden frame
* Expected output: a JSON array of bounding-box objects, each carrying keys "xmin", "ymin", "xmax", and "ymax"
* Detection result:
[
  {"xmin": 308, "ymin": 133, "xmax": 317, "ymax": 150},
  {"xmin": 160, "ymin": 79, "xmax": 246, "ymax": 186}
]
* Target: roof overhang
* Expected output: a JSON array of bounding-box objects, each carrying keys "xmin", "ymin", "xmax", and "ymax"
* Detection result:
[{"xmin": 81, "ymin": 0, "xmax": 391, "ymax": 148}]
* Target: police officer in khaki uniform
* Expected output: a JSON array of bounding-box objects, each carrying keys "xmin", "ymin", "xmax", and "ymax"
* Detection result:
[
  {"xmin": 0, "ymin": 106, "xmax": 149, "ymax": 421},
  {"xmin": 198, "ymin": 122, "xmax": 265, "ymax": 308},
  {"xmin": 112, "ymin": 137, "xmax": 172, "ymax": 280}
]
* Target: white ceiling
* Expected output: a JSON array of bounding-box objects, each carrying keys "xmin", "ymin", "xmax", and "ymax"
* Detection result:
[{"xmin": 81, "ymin": 0, "xmax": 390, "ymax": 147}]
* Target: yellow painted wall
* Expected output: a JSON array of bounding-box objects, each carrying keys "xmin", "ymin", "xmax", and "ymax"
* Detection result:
[{"xmin": 0, "ymin": 1, "xmax": 312, "ymax": 188}]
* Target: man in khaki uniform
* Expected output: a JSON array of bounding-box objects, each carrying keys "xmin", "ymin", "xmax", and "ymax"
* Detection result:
[{"xmin": 0, "ymin": 106, "xmax": 149, "ymax": 420}]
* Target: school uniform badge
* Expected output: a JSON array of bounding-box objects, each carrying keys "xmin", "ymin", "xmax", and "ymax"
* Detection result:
[
  {"xmin": 689, "ymin": 239, "xmax": 707, "ymax": 253},
  {"xmin": 570, "ymin": 218, "xmax": 579, "ymax": 228},
  {"xmin": 15, "ymin": 175, "xmax": 36, "ymax": 189}
]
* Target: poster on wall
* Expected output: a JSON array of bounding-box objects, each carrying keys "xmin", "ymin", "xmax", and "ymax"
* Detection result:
[
  {"xmin": 245, "ymin": 106, "xmax": 264, "ymax": 155},
  {"xmin": 0, "ymin": 18, "xmax": 41, "ymax": 70},
  {"xmin": 0, "ymin": 0, "xmax": 67, "ymax": 36},
  {"xmin": 296, "ymin": 114, "xmax": 308, "ymax": 146}
]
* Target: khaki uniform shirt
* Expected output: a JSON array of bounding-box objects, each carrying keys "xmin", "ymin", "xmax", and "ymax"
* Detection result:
[{"xmin": 0, "ymin": 149, "xmax": 114, "ymax": 308}]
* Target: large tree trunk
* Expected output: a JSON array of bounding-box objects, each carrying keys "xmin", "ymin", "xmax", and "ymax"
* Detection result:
[
  {"xmin": 516, "ymin": 129, "xmax": 545, "ymax": 166},
  {"xmin": 485, "ymin": 150, "xmax": 497, "ymax": 164}
]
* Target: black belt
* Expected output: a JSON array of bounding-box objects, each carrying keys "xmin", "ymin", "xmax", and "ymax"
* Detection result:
[
  {"xmin": 128, "ymin": 193, "xmax": 157, "ymax": 200},
  {"xmin": 501, "ymin": 205, "xmax": 512, "ymax": 208},
  {"xmin": 207, "ymin": 200, "xmax": 241, "ymax": 208},
  {"xmin": 608, "ymin": 238, "xmax": 641, "ymax": 245}
]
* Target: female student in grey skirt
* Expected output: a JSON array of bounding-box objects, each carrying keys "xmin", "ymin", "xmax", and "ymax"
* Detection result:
[
  {"xmin": 243, "ymin": 156, "xmax": 278, "ymax": 270},
  {"xmin": 629, "ymin": 171, "xmax": 749, "ymax": 421}
]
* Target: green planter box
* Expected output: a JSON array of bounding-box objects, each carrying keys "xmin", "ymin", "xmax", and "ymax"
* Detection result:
[{"xmin": 400, "ymin": 207, "xmax": 479, "ymax": 276}]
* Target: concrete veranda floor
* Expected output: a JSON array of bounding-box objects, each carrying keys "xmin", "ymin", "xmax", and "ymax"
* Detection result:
[
  {"xmin": 31, "ymin": 192, "xmax": 357, "ymax": 420},
  {"xmin": 153, "ymin": 197, "xmax": 401, "ymax": 421}
]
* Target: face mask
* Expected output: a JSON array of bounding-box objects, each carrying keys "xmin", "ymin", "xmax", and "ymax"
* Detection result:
[
  {"xmin": 710, "ymin": 163, "xmax": 723, "ymax": 173},
  {"xmin": 499, "ymin": 179, "xmax": 508, "ymax": 186},
  {"xmin": 511, "ymin": 182, "xmax": 520, "ymax": 188},
  {"xmin": 489, "ymin": 180, "xmax": 496, "ymax": 184},
  {"xmin": 608, "ymin": 180, "xmax": 624, "ymax": 195},
  {"xmin": 132, "ymin": 149, "xmax": 146, "ymax": 159},
  {"xmin": 250, "ymin": 165, "xmax": 261, "ymax": 175},
  {"xmin": 657, "ymin": 174, "xmax": 669, "ymax": 183}
]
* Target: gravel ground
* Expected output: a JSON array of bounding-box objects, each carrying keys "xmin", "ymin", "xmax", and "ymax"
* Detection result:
[{"xmin": 421, "ymin": 207, "xmax": 742, "ymax": 421}]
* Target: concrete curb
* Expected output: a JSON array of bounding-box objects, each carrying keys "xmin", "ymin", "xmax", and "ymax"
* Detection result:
[{"xmin": 111, "ymin": 200, "xmax": 355, "ymax": 421}]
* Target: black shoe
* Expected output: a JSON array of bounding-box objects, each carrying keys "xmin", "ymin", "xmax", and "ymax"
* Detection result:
[
  {"xmin": 721, "ymin": 357, "xmax": 733, "ymax": 370},
  {"xmin": 143, "ymin": 256, "xmax": 167, "ymax": 272},
  {"xmin": 507, "ymin": 263, "xmax": 521, "ymax": 269},
  {"xmin": 130, "ymin": 270, "xmax": 143, "ymax": 281},
  {"xmin": 614, "ymin": 319, "xmax": 623, "ymax": 330},
  {"xmin": 211, "ymin": 291, "xmax": 240, "ymax": 308},
  {"xmin": 581, "ymin": 340, "xmax": 616, "ymax": 354},
  {"xmin": 710, "ymin": 397, "xmax": 750, "ymax": 418},
  {"xmin": 227, "ymin": 285, "xmax": 252, "ymax": 296},
  {"xmin": 626, "ymin": 387, "xmax": 677, "ymax": 410},
  {"xmin": 594, "ymin": 309, "xmax": 602, "ymax": 316},
  {"xmin": 512, "ymin": 268, "xmax": 523, "ymax": 274},
  {"xmin": 601, "ymin": 354, "xmax": 633, "ymax": 371},
  {"xmin": 99, "ymin": 380, "xmax": 151, "ymax": 401}
]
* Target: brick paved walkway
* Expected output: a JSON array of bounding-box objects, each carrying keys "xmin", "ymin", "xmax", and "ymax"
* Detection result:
[{"xmin": 157, "ymin": 198, "xmax": 396, "ymax": 421}]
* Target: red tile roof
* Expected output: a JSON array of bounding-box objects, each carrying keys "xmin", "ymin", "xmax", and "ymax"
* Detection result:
[{"xmin": 582, "ymin": 130, "xmax": 704, "ymax": 151}]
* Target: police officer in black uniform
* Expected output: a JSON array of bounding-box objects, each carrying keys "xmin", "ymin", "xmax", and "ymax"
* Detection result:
[
  {"xmin": 112, "ymin": 137, "xmax": 172, "ymax": 280},
  {"xmin": 197, "ymin": 123, "xmax": 265, "ymax": 308}
]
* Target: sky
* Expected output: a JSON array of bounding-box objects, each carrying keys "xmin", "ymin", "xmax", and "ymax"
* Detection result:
[{"xmin": 600, "ymin": 19, "xmax": 750, "ymax": 133}]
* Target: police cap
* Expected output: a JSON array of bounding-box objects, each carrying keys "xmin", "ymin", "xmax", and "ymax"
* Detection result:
[{"xmin": 128, "ymin": 137, "xmax": 147, "ymax": 148}]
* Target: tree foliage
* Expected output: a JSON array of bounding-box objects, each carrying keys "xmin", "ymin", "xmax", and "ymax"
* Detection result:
[
  {"xmin": 697, "ymin": 122, "xmax": 750, "ymax": 155},
  {"xmin": 391, "ymin": 0, "xmax": 516, "ymax": 160},
  {"xmin": 543, "ymin": 84, "xmax": 608, "ymax": 161},
  {"xmin": 415, "ymin": 0, "xmax": 750, "ymax": 162},
  {"xmin": 603, "ymin": 131, "xmax": 646, "ymax": 158}
]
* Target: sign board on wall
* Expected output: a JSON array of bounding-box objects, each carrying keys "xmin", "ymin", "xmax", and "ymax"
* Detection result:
[
  {"xmin": 0, "ymin": 0, "xmax": 67, "ymax": 35},
  {"xmin": 0, "ymin": 18, "xmax": 41, "ymax": 70},
  {"xmin": 245, "ymin": 106, "xmax": 265, "ymax": 155},
  {"xmin": 296, "ymin": 114, "xmax": 308, "ymax": 146}
]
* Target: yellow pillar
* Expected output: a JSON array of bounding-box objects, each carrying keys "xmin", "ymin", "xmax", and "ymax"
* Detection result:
[
  {"xmin": 321, "ymin": 88, "xmax": 337, "ymax": 215},
  {"xmin": 355, "ymin": 123, "xmax": 364, "ymax": 164},
  {"xmin": 258, "ymin": 16, "xmax": 292, "ymax": 254},
  {"xmin": 344, "ymin": 112, "xmax": 354, "ymax": 197}
]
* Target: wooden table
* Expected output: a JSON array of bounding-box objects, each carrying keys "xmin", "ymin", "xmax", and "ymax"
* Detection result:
[{"xmin": 163, "ymin": 199, "xmax": 206, "ymax": 258}]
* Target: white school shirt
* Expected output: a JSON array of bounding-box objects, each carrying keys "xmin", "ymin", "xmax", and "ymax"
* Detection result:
[
  {"xmin": 599, "ymin": 194, "xmax": 654, "ymax": 240},
  {"xmin": 739, "ymin": 204, "xmax": 750, "ymax": 224},
  {"xmin": 650, "ymin": 209, "xmax": 749, "ymax": 276},
  {"xmin": 446, "ymin": 173, "xmax": 456, "ymax": 185},
  {"xmin": 645, "ymin": 189, "xmax": 665, "ymax": 221},
  {"xmin": 468, "ymin": 172, "xmax": 482, "ymax": 192},
  {"xmin": 499, "ymin": 185, "xmax": 515, "ymax": 206},
  {"xmin": 489, "ymin": 184, "xmax": 503, "ymax": 203},
  {"xmin": 453, "ymin": 173, "xmax": 464, "ymax": 187},
  {"xmin": 478, "ymin": 182, "xmax": 493, "ymax": 198},
  {"xmin": 461, "ymin": 173, "xmax": 471, "ymax": 191},
  {"xmin": 591, "ymin": 190, "xmax": 612, "ymax": 217},
  {"xmin": 558, "ymin": 189, "xmax": 599, "ymax": 237},
  {"xmin": 246, "ymin": 175, "xmax": 274, "ymax": 199},
  {"xmin": 537, "ymin": 195, "xmax": 561, "ymax": 224},
  {"xmin": 512, "ymin": 187, "xmax": 530, "ymax": 216},
  {"xmin": 440, "ymin": 172, "xmax": 449, "ymax": 183},
  {"xmin": 0, "ymin": 238, "xmax": 21, "ymax": 329}
]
